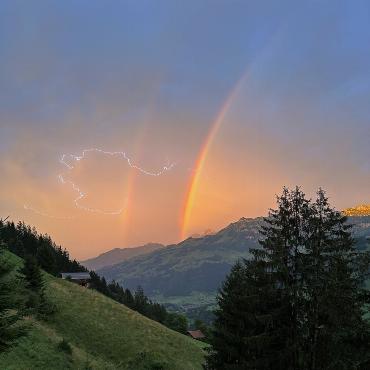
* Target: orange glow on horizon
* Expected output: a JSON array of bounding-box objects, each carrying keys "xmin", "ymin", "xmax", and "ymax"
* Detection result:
[{"xmin": 180, "ymin": 72, "xmax": 248, "ymax": 240}]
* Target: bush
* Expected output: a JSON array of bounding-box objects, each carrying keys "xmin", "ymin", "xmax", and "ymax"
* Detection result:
[
  {"xmin": 57, "ymin": 338, "xmax": 72, "ymax": 355},
  {"xmin": 37, "ymin": 298, "xmax": 57, "ymax": 320}
]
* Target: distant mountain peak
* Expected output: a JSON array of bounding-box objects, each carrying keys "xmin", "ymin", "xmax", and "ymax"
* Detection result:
[
  {"xmin": 223, "ymin": 217, "xmax": 262, "ymax": 232},
  {"xmin": 190, "ymin": 229, "xmax": 215, "ymax": 238},
  {"xmin": 237, "ymin": 217, "xmax": 256, "ymax": 223},
  {"xmin": 343, "ymin": 204, "xmax": 370, "ymax": 217}
]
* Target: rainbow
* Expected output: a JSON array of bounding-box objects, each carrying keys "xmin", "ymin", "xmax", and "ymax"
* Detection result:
[{"xmin": 180, "ymin": 73, "xmax": 248, "ymax": 240}]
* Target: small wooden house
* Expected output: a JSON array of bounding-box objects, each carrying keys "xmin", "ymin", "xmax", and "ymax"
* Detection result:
[
  {"xmin": 187, "ymin": 330, "xmax": 205, "ymax": 340},
  {"xmin": 61, "ymin": 272, "xmax": 91, "ymax": 287}
]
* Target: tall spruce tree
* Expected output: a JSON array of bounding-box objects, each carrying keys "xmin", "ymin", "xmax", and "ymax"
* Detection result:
[
  {"xmin": 36, "ymin": 241, "xmax": 56, "ymax": 275},
  {"xmin": 301, "ymin": 189, "xmax": 370, "ymax": 369},
  {"xmin": 206, "ymin": 187, "xmax": 370, "ymax": 370},
  {"xmin": 0, "ymin": 247, "xmax": 26, "ymax": 351},
  {"xmin": 205, "ymin": 260, "xmax": 283, "ymax": 369},
  {"xmin": 255, "ymin": 187, "xmax": 311, "ymax": 369},
  {"xmin": 20, "ymin": 255, "xmax": 45, "ymax": 311}
]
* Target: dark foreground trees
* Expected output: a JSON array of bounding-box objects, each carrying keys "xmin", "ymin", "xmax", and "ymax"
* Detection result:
[
  {"xmin": 0, "ymin": 247, "xmax": 26, "ymax": 351},
  {"xmin": 206, "ymin": 187, "xmax": 370, "ymax": 370},
  {"xmin": 20, "ymin": 255, "xmax": 55, "ymax": 317}
]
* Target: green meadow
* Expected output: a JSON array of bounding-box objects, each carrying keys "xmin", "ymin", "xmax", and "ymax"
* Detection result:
[{"xmin": 0, "ymin": 253, "xmax": 206, "ymax": 370}]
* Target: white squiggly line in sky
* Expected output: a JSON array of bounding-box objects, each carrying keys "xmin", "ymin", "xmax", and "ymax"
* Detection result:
[
  {"xmin": 24, "ymin": 148, "xmax": 175, "ymax": 218},
  {"xmin": 59, "ymin": 148, "xmax": 174, "ymax": 176},
  {"xmin": 57, "ymin": 174, "xmax": 125, "ymax": 215}
]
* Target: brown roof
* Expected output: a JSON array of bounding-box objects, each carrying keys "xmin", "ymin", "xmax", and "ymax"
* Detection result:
[{"xmin": 187, "ymin": 330, "xmax": 205, "ymax": 339}]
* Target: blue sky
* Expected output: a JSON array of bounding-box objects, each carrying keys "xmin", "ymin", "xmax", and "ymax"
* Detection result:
[{"xmin": 0, "ymin": 0, "xmax": 369, "ymax": 257}]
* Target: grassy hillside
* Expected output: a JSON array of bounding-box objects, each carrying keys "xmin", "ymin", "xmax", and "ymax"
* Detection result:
[{"xmin": 0, "ymin": 253, "xmax": 205, "ymax": 370}]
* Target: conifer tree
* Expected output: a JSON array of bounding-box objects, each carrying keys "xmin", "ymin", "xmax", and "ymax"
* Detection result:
[
  {"xmin": 302, "ymin": 189, "xmax": 370, "ymax": 369},
  {"xmin": 0, "ymin": 247, "xmax": 26, "ymax": 351},
  {"xmin": 254, "ymin": 187, "xmax": 311, "ymax": 369},
  {"xmin": 20, "ymin": 255, "xmax": 45, "ymax": 311},
  {"xmin": 205, "ymin": 259, "xmax": 284, "ymax": 369},
  {"xmin": 206, "ymin": 187, "xmax": 370, "ymax": 370},
  {"xmin": 124, "ymin": 288, "xmax": 134, "ymax": 308},
  {"xmin": 133, "ymin": 286, "xmax": 149, "ymax": 314},
  {"xmin": 36, "ymin": 241, "xmax": 56, "ymax": 275}
]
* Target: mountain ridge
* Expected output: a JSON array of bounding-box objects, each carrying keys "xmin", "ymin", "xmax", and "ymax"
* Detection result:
[
  {"xmin": 97, "ymin": 215, "xmax": 370, "ymax": 320},
  {"xmin": 98, "ymin": 217, "xmax": 263, "ymax": 296},
  {"xmin": 343, "ymin": 204, "xmax": 370, "ymax": 217},
  {"xmin": 81, "ymin": 242, "xmax": 165, "ymax": 270}
]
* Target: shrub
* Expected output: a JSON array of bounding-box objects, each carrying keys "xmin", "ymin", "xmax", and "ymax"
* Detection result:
[{"xmin": 57, "ymin": 338, "xmax": 72, "ymax": 355}]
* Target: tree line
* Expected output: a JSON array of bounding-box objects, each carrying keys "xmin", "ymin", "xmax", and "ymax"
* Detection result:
[
  {"xmin": 89, "ymin": 272, "xmax": 187, "ymax": 333},
  {"xmin": 206, "ymin": 188, "xmax": 370, "ymax": 369},
  {"xmin": 0, "ymin": 220, "xmax": 188, "ymax": 339}
]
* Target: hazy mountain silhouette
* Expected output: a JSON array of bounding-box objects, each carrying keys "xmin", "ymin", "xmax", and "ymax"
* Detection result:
[
  {"xmin": 97, "ymin": 216, "xmax": 370, "ymax": 299},
  {"xmin": 81, "ymin": 243, "xmax": 165, "ymax": 270},
  {"xmin": 97, "ymin": 217, "xmax": 263, "ymax": 296}
]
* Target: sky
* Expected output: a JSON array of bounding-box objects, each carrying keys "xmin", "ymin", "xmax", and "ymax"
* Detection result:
[{"xmin": 1, "ymin": 0, "xmax": 370, "ymax": 259}]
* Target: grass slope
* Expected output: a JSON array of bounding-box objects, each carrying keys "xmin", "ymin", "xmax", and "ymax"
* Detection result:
[{"xmin": 0, "ymin": 253, "xmax": 205, "ymax": 370}]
